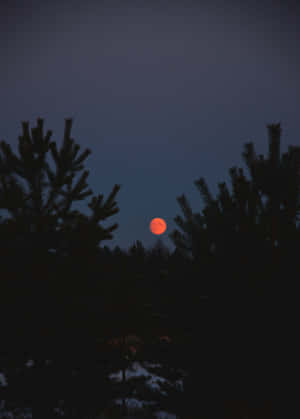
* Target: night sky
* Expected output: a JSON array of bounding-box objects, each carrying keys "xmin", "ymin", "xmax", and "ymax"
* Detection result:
[{"xmin": 0, "ymin": 0, "xmax": 299, "ymax": 251}]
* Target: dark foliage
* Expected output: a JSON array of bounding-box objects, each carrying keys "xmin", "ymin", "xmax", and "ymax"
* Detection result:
[{"xmin": 1, "ymin": 119, "xmax": 291, "ymax": 417}]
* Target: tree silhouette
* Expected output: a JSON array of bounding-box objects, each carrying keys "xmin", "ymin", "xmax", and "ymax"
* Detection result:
[
  {"xmin": 169, "ymin": 124, "xmax": 300, "ymax": 414},
  {"xmin": 0, "ymin": 118, "xmax": 122, "ymax": 415},
  {"xmin": 170, "ymin": 123, "xmax": 300, "ymax": 280},
  {"xmin": 129, "ymin": 239, "xmax": 146, "ymax": 260},
  {"xmin": 242, "ymin": 123, "xmax": 300, "ymax": 257},
  {"xmin": 0, "ymin": 117, "xmax": 120, "ymax": 268}
]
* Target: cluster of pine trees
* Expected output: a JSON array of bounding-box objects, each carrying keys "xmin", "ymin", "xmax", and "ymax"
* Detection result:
[{"xmin": 1, "ymin": 117, "xmax": 294, "ymax": 417}]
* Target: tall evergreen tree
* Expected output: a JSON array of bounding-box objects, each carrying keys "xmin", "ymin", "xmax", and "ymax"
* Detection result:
[
  {"xmin": 170, "ymin": 123, "xmax": 300, "ymax": 269},
  {"xmin": 0, "ymin": 117, "xmax": 120, "ymax": 269},
  {"xmin": 169, "ymin": 124, "xmax": 300, "ymax": 413},
  {"xmin": 0, "ymin": 118, "xmax": 121, "ymax": 407},
  {"xmin": 242, "ymin": 123, "xmax": 300, "ymax": 255}
]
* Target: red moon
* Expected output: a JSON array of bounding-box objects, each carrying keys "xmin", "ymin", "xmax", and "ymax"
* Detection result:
[{"xmin": 150, "ymin": 218, "xmax": 167, "ymax": 235}]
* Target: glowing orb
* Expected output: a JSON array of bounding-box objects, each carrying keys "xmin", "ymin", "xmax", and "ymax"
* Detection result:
[{"xmin": 150, "ymin": 218, "xmax": 167, "ymax": 235}]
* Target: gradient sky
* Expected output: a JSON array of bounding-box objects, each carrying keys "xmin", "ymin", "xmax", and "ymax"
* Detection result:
[{"xmin": 0, "ymin": 0, "xmax": 299, "ymax": 251}]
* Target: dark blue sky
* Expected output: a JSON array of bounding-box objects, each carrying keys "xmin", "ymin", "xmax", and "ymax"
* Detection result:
[{"xmin": 0, "ymin": 0, "xmax": 299, "ymax": 251}]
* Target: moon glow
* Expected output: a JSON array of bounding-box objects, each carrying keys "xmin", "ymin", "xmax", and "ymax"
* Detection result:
[{"xmin": 150, "ymin": 218, "xmax": 167, "ymax": 235}]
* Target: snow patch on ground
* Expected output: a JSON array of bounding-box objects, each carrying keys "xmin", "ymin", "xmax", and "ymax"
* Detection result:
[
  {"xmin": 109, "ymin": 361, "xmax": 171, "ymax": 394},
  {"xmin": 1, "ymin": 360, "xmax": 184, "ymax": 418},
  {"xmin": 114, "ymin": 398, "xmax": 156, "ymax": 409},
  {"xmin": 113, "ymin": 399, "xmax": 176, "ymax": 418},
  {"xmin": 154, "ymin": 412, "xmax": 177, "ymax": 419},
  {"xmin": 0, "ymin": 372, "xmax": 7, "ymax": 387},
  {"xmin": 0, "ymin": 405, "xmax": 32, "ymax": 419},
  {"xmin": 25, "ymin": 360, "xmax": 34, "ymax": 368}
]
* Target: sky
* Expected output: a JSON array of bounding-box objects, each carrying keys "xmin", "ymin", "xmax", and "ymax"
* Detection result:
[{"xmin": 0, "ymin": 0, "xmax": 299, "ymax": 251}]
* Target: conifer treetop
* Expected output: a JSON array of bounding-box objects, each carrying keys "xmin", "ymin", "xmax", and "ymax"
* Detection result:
[{"xmin": 0, "ymin": 117, "xmax": 120, "ymax": 255}]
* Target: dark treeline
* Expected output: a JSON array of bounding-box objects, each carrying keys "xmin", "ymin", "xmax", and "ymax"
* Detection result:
[{"xmin": 1, "ymin": 118, "xmax": 294, "ymax": 417}]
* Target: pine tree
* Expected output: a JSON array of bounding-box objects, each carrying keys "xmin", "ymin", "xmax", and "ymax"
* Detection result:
[
  {"xmin": 242, "ymin": 123, "xmax": 300, "ymax": 258},
  {"xmin": 170, "ymin": 123, "xmax": 300, "ymax": 273},
  {"xmin": 169, "ymin": 124, "xmax": 300, "ymax": 414},
  {"xmin": 0, "ymin": 117, "xmax": 120, "ymax": 270},
  {"xmin": 0, "ymin": 118, "xmax": 121, "ymax": 413},
  {"xmin": 129, "ymin": 239, "xmax": 146, "ymax": 260}
]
